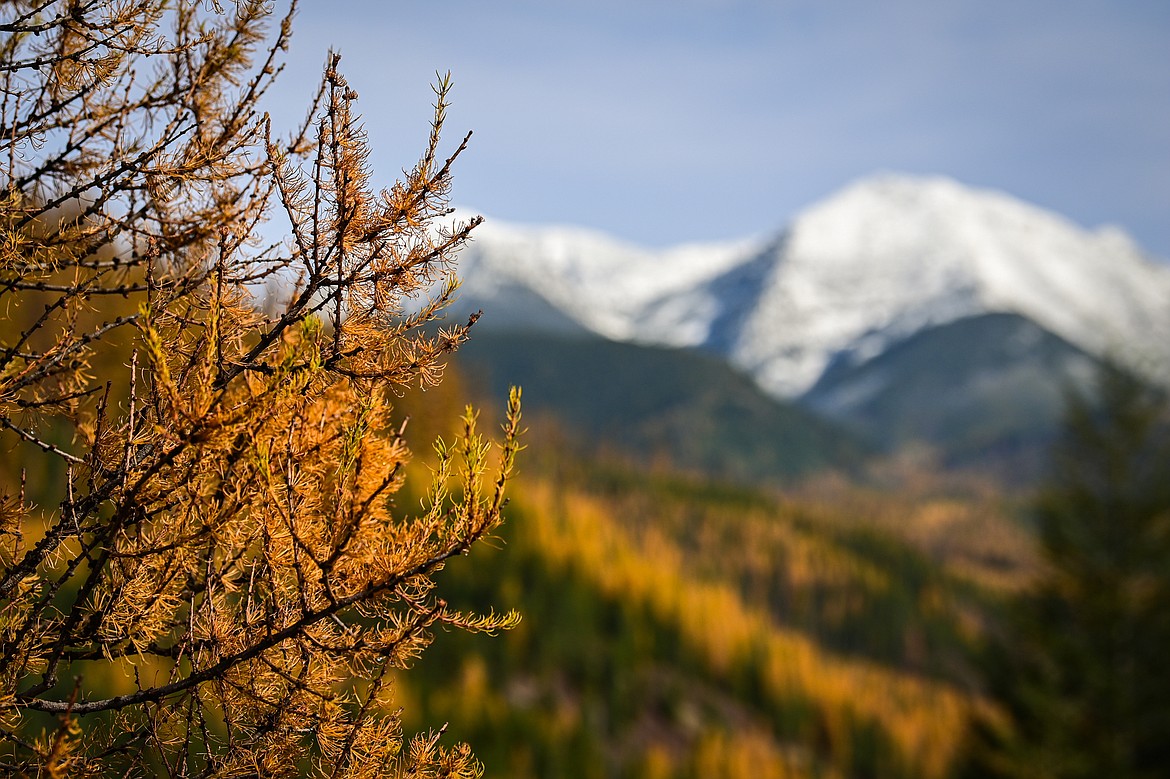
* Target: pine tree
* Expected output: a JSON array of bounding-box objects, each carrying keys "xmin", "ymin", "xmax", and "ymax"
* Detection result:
[
  {"xmin": 0, "ymin": 2, "xmax": 521, "ymax": 775},
  {"xmin": 967, "ymin": 363, "xmax": 1170, "ymax": 778}
]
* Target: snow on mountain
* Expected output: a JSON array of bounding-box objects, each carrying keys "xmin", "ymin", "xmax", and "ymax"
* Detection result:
[
  {"xmin": 452, "ymin": 174, "xmax": 1170, "ymax": 399},
  {"xmin": 734, "ymin": 174, "xmax": 1170, "ymax": 396},
  {"xmin": 456, "ymin": 216, "xmax": 760, "ymax": 345}
]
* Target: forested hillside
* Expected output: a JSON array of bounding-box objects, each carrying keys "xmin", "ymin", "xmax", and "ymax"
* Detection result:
[
  {"xmin": 389, "ymin": 362, "xmax": 1036, "ymax": 778},
  {"xmin": 456, "ymin": 332, "xmax": 872, "ymax": 483}
]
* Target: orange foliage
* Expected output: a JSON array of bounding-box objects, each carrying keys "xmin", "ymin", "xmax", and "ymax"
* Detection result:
[{"xmin": 520, "ymin": 478, "xmax": 980, "ymax": 779}]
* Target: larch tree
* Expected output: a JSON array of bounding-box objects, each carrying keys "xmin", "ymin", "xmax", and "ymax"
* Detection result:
[{"xmin": 0, "ymin": 1, "xmax": 521, "ymax": 776}]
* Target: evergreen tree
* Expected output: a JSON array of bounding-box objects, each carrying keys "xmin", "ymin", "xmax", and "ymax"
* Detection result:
[{"xmin": 967, "ymin": 363, "xmax": 1170, "ymax": 778}]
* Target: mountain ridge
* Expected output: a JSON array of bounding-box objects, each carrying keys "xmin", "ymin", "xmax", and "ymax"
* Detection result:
[
  {"xmin": 450, "ymin": 172, "xmax": 1170, "ymax": 402},
  {"xmin": 454, "ymin": 331, "xmax": 872, "ymax": 484},
  {"xmin": 731, "ymin": 173, "xmax": 1170, "ymax": 397}
]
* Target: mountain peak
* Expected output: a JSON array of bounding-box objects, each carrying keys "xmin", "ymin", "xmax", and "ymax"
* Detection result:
[
  {"xmin": 731, "ymin": 173, "xmax": 1170, "ymax": 396},
  {"xmin": 453, "ymin": 173, "xmax": 1170, "ymax": 399}
]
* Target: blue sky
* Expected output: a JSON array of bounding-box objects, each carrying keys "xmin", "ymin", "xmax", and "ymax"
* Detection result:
[{"xmin": 269, "ymin": 1, "xmax": 1170, "ymax": 258}]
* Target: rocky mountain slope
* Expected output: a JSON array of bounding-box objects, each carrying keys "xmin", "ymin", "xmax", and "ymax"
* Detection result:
[
  {"xmin": 444, "ymin": 174, "xmax": 1169, "ymax": 466},
  {"xmin": 452, "ymin": 173, "xmax": 1170, "ymax": 399}
]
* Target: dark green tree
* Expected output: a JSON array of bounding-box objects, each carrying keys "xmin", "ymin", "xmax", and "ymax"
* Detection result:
[{"xmin": 966, "ymin": 362, "xmax": 1170, "ymax": 778}]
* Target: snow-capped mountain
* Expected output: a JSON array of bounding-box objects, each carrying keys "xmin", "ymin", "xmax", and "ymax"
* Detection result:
[
  {"xmin": 730, "ymin": 174, "xmax": 1170, "ymax": 397},
  {"xmin": 454, "ymin": 218, "xmax": 760, "ymax": 346},
  {"xmin": 452, "ymin": 173, "xmax": 1170, "ymax": 401}
]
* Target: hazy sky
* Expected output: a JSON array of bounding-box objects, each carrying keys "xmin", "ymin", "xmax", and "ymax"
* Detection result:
[{"xmin": 267, "ymin": 1, "xmax": 1170, "ymax": 258}]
